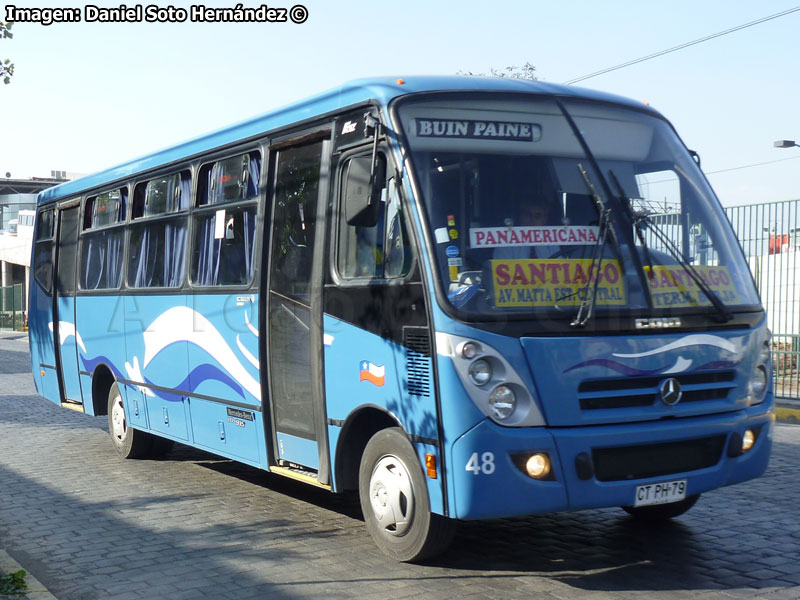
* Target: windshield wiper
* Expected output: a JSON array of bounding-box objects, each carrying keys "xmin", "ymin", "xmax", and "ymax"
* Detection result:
[
  {"xmin": 623, "ymin": 203, "xmax": 733, "ymax": 324},
  {"xmin": 608, "ymin": 170, "xmax": 654, "ymax": 275},
  {"xmin": 570, "ymin": 164, "xmax": 615, "ymax": 328}
]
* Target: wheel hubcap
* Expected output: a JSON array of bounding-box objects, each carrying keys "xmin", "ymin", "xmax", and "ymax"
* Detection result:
[
  {"xmin": 111, "ymin": 397, "xmax": 127, "ymax": 442},
  {"xmin": 369, "ymin": 455, "xmax": 414, "ymax": 536}
]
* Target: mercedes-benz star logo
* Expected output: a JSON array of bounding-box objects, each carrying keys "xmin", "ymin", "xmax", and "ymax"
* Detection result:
[{"xmin": 659, "ymin": 378, "xmax": 683, "ymax": 406}]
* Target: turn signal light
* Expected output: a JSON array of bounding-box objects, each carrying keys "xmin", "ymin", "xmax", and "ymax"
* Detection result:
[{"xmin": 425, "ymin": 453, "xmax": 437, "ymax": 479}]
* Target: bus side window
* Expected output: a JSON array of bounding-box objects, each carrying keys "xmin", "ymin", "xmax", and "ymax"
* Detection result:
[
  {"xmin": 270, "ymin": 141, "xmax": 323, "ymax": 301},
  {"xmin": 128, "ymin": 172, "xmax": 190, "ymax": 289},
  {"xmin": 192, "ymin": 152, "xmax": 260, "ymax": 287},
  {"xmin": 81, "ymin": 189, "xmax": 126, "ymax": 290},
  {"xmin": 383, "ymin": 178, "xmax": 412, "ymax": 278},
  {"xmin": 33, "ymin": 208, "xmax": 55, "ymax": 294},
  {"xmin": 338, "ymin": 191, "xmax": 386, "ymax": 278},
  {"xmin": 337, "ymin": 160, "xmax": 412, "ymax": 280}
]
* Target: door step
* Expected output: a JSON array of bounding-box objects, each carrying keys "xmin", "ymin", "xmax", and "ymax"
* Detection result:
[
  {"xmin": 60, "ymin": 400, "xmax": 84, "ymax": 412},
  {"xmin": 271, "ymin": 464, "xmax": 331, "ymax": 489}
]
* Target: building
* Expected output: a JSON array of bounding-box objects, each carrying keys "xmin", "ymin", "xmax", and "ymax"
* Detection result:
[{"xmin": 0, "ymin": 173, "xmax": 71, "ymax": 317}]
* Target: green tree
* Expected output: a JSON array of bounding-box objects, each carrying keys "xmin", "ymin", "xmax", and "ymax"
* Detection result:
[
  {"xmin": 1, "ymin": 21, "xmax": 14, "ymax": 85},
  {"xmin": 459, "ymin": 62, "xmax": 538, "ymax": 81}
]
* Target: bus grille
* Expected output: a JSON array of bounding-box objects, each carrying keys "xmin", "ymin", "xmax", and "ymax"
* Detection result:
[
  {"xmin": 578, "ymin": 371, "xmax": 736, "ymax": 410},
  {"xmin": 592, "ymin": 434, "xmax": 727, "ymax": 481},
  {"xmin": 404, "ymin": 327, "xmax": 431, "ymax": 397}
]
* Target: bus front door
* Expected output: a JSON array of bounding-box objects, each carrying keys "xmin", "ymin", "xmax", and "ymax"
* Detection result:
[
  {"xmin": 53, "ymin": 204, "xmax": 84, "ymax": 407},
  {"xmin": 266, "ymin": 136, "xmax": 330, "ymax": 483}
]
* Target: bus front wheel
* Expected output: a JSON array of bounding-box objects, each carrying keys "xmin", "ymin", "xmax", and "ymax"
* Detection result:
[
  {"xmin": 108, "ymin": 383, "xmax": 154, "ymax": 459},
  {"xmin": 358, "ymin": 428, "xmax": 455, "ymax": 562}
]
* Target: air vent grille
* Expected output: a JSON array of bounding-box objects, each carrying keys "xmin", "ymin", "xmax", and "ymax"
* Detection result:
[{"xmin": 404, "ymin": 327, "xmax": 431, "ymax": 397}]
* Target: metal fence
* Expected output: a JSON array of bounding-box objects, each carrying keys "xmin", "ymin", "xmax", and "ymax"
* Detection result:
[
  {"xmin": 0, "ymin": 283, "xmax": 25, "ymax": 332},
  {"xmin": 725, "ymin": 199, "xmax": 800, "ymax": 401}
]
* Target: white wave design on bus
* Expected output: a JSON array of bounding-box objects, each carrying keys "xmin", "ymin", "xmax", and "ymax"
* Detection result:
[
  {"xmin": 134, "ymin": 306, "xmax": 261, "ymax": 399},
  {"xmin": 612, "ymin": 334, "xmax": 739, "ymax": 359},
  {"xmin": 48, "ymin": 321, "xmax": 86, "ymax": 353},
  {"xmin": 125, "ymin": 356, "xmax": 154, "ymax": 397},
  {"xmin": 564, "ymin": 333, "xmax": 745, "ymax": 376}
]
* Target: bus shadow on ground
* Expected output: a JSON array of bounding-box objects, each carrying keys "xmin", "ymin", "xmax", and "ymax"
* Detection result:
[
  {"xmin": 184, "ymin": 441, "xmax": 795, "ymax": 593},
  {"xmin": 191, "ymin": 452, "xmax": 364, "ymax": 520},
  {"xmin": 435, "ymin": 513, "xmax": 710, "ymax": 589},
  {"xmin": 426, "ymin": 464, "xmax": 797, "ymax": 593}
]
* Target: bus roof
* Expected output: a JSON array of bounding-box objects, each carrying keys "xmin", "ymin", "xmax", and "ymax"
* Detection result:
[{"xmin": 37, "ymin": 75, "xmax": 660, "ymax": 205}]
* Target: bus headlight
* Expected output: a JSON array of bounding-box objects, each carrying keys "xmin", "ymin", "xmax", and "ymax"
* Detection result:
[
  {"xmin": 758, "ymin": 342, "xmax": 770, "ymax": 366},
  {"xmin": 468, "ymin": 359, "xmax": 492, "ymax": 386},
  {"xmin": 488, "ymin": 385, "xmax": 516, "ymax": 420},
  {"xmin": 436, "ymin": 332, "xmax": 547, "ymax": 427},
  {"xmin": 747, "ymin": 333, "xmax": 771, "ymax": 406},
  {"xmin": 460, "ymin": 341, "xmax": 479, "ymax": 359},
  {"xmin": 749, "ymin": 366, "xmax": 768, "ymax": 402}
]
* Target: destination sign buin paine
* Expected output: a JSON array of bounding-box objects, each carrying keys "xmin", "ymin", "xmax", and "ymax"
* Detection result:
[{"xmin": 415, "ymin": 118, "xmax": 542, "ymax": 142}]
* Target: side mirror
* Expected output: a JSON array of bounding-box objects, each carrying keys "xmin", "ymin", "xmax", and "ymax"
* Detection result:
[{"xmin": 344, "ymin": 155, "xmax": 386, "ymax": 227}]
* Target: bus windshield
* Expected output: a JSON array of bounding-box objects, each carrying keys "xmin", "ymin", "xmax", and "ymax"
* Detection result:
[{"xmin": 395, "ymin": 95, "xmax": 760, "ymax": 319}]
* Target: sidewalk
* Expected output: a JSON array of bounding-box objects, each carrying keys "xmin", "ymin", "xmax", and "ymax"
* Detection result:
[{"xmin": 0, "ymin": 551, "xmax": 56, "ymax": 600}]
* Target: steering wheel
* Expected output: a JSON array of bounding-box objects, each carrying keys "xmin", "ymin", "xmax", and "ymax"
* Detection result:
[{"xmin": 457, "ymin": 270, "xmax": 482, "ymax": 286}]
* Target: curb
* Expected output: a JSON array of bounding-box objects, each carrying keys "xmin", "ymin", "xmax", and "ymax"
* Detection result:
[
  {"xmin": 776, "ymin": 405, "xmax": 800, "ymax": 424},
  {"xmin": 0, "ymin": 551, "xmax": 56, "ymax": 600},
  {"xmin": 775, "ymin": 396, "xmax": 800, "ymax": 424}
]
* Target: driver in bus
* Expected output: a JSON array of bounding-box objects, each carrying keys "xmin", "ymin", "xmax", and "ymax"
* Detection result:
[{"xmin": 494, "ymin": 197, "xmax": 560, "ymax": 260}]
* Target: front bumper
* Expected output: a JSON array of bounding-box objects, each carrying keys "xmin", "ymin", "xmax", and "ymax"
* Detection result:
[{"xmin": 449, "ymin": 401, "xmax": 773, "ymax": 520}]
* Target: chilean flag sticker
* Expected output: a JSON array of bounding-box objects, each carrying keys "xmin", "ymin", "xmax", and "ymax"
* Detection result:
[{"xmin": 359, "ymin": 360, "xmax": 386, "ymax": 387}]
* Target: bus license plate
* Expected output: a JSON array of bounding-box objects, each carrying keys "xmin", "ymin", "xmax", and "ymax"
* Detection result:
[{"xmin": 634, "ymin": 479, "xmax": 687, "ymax": 507}]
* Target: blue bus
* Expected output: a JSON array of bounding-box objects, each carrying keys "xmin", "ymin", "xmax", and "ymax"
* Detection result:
[{"xmin": 28, "ymin": 76, "xmax": 773, "ymax": 561}]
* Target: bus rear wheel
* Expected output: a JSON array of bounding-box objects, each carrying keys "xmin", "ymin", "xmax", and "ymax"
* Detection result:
[
  {"xmin": 358, "ymin": 428, "xmax": 455, "ymax": 562},
  {"xmin": 622, "ymin": 494, "xmax": 700, "ymax": 521},
  {"xmin": 107, "ymin": 383, "xmax": 154, "ymax": 459}
]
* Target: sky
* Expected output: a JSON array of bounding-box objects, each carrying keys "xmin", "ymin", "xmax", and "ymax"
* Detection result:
[{"xmin": 1, "ymin": 0, "xmax": 799, "ymax": 207}]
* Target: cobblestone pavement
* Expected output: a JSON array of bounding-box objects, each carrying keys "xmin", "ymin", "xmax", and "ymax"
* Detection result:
[{"xmin": 1, "ymin": 332, "xmax": 799, "ymax": 600}]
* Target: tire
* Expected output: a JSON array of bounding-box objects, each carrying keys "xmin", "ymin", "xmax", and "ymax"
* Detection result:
[
  {"xmin": 358, "ymin": 428, "xmax": 455, "ymax": 562},
  {"xmin": 622, "ymin": 494, "xmax": 700, "ymax": 521},
  {"xmin": 107, "ymin": 383, "xmax": 154, "ymax": 459}
]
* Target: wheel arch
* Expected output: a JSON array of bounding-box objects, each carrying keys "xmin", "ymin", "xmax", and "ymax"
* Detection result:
[
  {"xmin": 333, "ymin": 405, "xmax": 405, "ymax": 492},
  {"xmin": 91, "ymin": 363, "xmax": 116, "ymax": 416}
]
